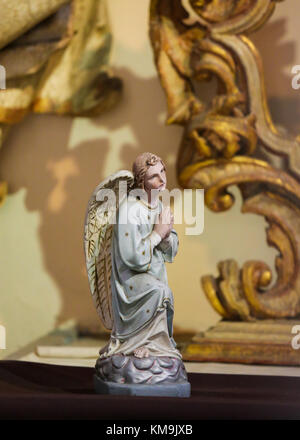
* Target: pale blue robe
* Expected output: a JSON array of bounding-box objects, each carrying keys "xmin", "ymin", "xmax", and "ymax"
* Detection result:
[{"xmin": 101, "ymin": 195, "xmax": 181, "ymax": 359}]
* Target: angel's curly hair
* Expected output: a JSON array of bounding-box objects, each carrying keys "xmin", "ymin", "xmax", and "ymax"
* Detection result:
[{"xmin": 132, "ymin": 152, "xmax": 165, "ymax": 190}]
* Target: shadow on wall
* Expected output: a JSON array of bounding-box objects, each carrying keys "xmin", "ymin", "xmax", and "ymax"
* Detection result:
[
  {"xmin": 0, "ymin": 67, "xmax": 182, "ymax": 333},
  {"xmin": 251, "ymin": 17, "xmax": 300, "ymax": 136}
]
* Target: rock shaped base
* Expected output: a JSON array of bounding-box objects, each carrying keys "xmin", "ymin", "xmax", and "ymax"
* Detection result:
[
  {"xmin": 94, "ymin": 375, "xmax": 191, "ymax": 397},
  {"xmin": 94, "ymin": 354, "xmax": 191, "ymax": 397}
]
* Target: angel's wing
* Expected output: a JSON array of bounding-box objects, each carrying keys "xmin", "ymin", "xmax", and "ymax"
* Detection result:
[{"xmin": 84, "ymin": 170, "xmax": 134, "ymax": 330}]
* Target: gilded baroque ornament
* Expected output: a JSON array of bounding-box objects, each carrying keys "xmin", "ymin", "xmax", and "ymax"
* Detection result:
[
  {"xmin": 0, "ymin": 0, "xmax": 122, "ymax": 205},
  {"xmin": 149, "ymin": 0, "xmax": 300, "ymax": 363}
]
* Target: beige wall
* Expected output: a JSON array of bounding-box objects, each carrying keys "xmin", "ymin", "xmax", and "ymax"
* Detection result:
[{"xmin": 0, "ymin": 0, "xmax": 299, "ymax": 358}]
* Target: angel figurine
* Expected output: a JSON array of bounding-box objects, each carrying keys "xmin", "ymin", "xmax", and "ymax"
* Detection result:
[{"xmin": 84, "ymin": 152, "xmax": 190, "ymax": 397}]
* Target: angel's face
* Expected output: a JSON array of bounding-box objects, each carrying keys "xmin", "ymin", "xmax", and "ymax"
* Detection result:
[{"xmin": 144, "ymin": 161, "xmax": 166, "ymax": 194}]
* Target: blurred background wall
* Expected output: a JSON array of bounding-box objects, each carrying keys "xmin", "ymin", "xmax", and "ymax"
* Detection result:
[{"xmin": 0, "ymin": 0, "xmax": 299, "ymax": 358}]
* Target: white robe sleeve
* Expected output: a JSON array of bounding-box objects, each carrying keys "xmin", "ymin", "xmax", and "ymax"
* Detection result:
[
  {"xmin": 117, "ymin": 202, "xmax": 156, "ymax": 272},
  {"xmin": 157, "ymin": 229, "xmax": 179, "ymax": 263}
]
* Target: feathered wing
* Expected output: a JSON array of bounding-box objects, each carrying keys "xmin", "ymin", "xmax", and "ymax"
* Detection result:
[{"xmin": 84, "ymin": 170, "xmax": 134, "ymax": 330}]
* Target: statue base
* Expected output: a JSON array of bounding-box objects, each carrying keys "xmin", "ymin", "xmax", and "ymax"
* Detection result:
[
  {"xmin": 94, "ymin": 375, "xmax": 190, "ymax": 397},
  {"xmin": 94, "ymin": 354, "xmax": 191, "ymax": 398},
  {"xmin": 182, "ymin": 319, "xmax": 300, "ymax": 366}
]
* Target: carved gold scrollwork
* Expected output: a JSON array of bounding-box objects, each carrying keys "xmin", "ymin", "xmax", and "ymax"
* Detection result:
[
  {"xmin": 0, "ymin": 0, "xmax": 122, "ymax": 204},
  {"xmin": 179, "ymin": 157, "xmax": 300, "ymax": 319},
  {"xmin": 150, "ymin": 0, "xmax": 300, "ymax": 321}
]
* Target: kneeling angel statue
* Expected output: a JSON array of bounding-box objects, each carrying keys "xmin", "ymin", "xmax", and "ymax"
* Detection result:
[{"xmin": 84, "ymin": 152, "xmax": 190, "ymax": 397}]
